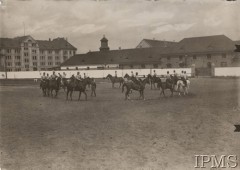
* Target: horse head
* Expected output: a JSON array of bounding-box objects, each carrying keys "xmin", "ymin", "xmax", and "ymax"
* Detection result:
[
  {"xmin": 106, "ymin": 74, "xmax": 112, "ymax": 79},
  {"xmin": 124, "ymin": 74, "xmax": 129, "ymax": 78}
]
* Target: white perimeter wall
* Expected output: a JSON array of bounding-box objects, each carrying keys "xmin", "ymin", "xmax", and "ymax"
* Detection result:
[
  {"xmin": 214, "ymin": 67, "xmax": 240, "ymax": 76},
  {"xmin": 0, "ymin": 68, "xmax": 191, "ymax": 79}
]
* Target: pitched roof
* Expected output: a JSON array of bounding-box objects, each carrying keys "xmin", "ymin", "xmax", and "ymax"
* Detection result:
[
  {"xmin": 235, "ymin": 40, "xmax": 240, "ymax": 45},
  {"xmin": 0, "ymin": 36, "xmax": 77, "ymax": 50},
  {"xmin": 137, "ymin": 39, "xmax": 177, "ymax": 48},
  {"xmin": 61, "ymin": 47, "xmax": 165, "ymax": 66},
  {"xmin": 174, "ymin": 35, "xmax": 236, "ymax": 53},
  {"xmin": 37, "ymin": 38, "xmax": 77, "ymax": 50}
]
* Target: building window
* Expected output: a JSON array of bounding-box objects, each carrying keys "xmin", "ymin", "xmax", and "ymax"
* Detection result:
[
  {"xmin": 193, "ymin": 55, "xmax": 197, "ymax": 60},
  {"xmin": 207, "ymin": 54, "xmax": 211, "ymax": 59},
  {"xmin": 221, "ymin": 62, "xmax": 227, "ymax": 67},
  {"xmin": 7, "ymin": 68, "xmax": 12, "ymax": 72},
  {"xmin": 6, "ymin": 56, "xmax": 11, "ymax": 60},
  {"xmin": 24, "ymin": 43, "xmax": 28, "ymax": 47},
  {"xmin": 48, "ymin": 62, "xmax": 52, "ymax": 66},
  {"xmin": 166, "ymin": 63, "xmax": 172, "ymax": 68},
  {"xmin": 24, "ymin": 53, "xmax": 28, "ymax": 57},
  {"xmin": 24, "ymin": 47, "xmax": 28, "ymax": 50},
  {"xmin": 48, "ymin": 56, "xmax": 52, "ymax": 60},
  {"xmin": 55, "ymin": 50, "xmax": 59, "ymax": 55},
  {"xmin": 55, "ymin": 56, "xmax": 59, "ymax": 60},
  {"xmin": 41, "ymin": 62, "xmax": 45, "ymax": 66},
  {"xmin": 40, "ymin": 56, "xmax": 45, "ymax": 60},
  {"xmin": 15, "ymin": 68, "xmax": 21, "ymax": 71},
  {"xmin": 153, "ymin": 64, "xmax": 158, "ymax": 68},
  {"xmin": 33, "ymin": 56, "xmax": 37, "ymax": 60},
  {"xmin": 7, "ymin": 49, "xmax": 11, "ymax": 53},
  {"xmin": 15, "ymin": 49, "xmax": 20, "ymax": 53},
  {"xmin": 40, "ymin": 50, "xmax": 44, "ymax": 54},
  {"xmin": 32, "ymin": 49, "xmax": 36, "ymax": 53},
  {"xmin": 7, "ymin": 62, "xmax": 12, "ymax": 66},
  {"xmin": 48, "ymin": 50, "xmax": 52, "ymax": 54},
  {"xmin": 141, "ymin": 64, "xmax": 145, "ymax": 68},
  {"xmin": 15, "ymin": 62, "xmax": 21, "ymax": 66},
  {"xmin": 24, "ymin": 59, "xmax": 29, "ymax": 63},
  {"xmin": 222, "ymin": 53, "xmax": 226, "ymax": 58},
  {"xmin": 63, "ymin": 56, "xmax": 68, "ymax": 61},
  {"xmin": 25, "ymin": 65, "xmax": 29, "ymax": 68},
  {"xmin": 33, "ymin": 62, "xmax": 37, "ymax": 66},
  {"xmin": 15, "ymin": 56, "xmax": 20, "ymax": 60},
  {"xmin": 32, "ymin": 43, "xmax": 36, "ymax": 47},
  {"xmin": 70, "ymin": 51, "xmax": 72, "ymax": 55},
  {"xmin": 55, "ymin": 62, "xmax": 61, "ymax": 65},
  {"xmin": 63, "ymin": 50, "xmax": 68, "ymax": 55}
]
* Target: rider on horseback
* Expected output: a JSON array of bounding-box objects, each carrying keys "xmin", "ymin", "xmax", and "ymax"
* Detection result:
[
  {"xmin": 75, "ymin": 72, "xmax": 82, "ymax": 85},
  {"xmin": 115, "ymin": 71, "xmax": 117, "ymax": 78},
  {"xmin": 180, "ymin": 70, "xmax": 187, "ymax": 86},
  {"xmin": 153, "ymin": 70, "xmax": 157, "ymax": 77},
  {"xmin": 131, "ymin": 71, "xmax": 134, "ymax": 78},
  {"xmin": 51, "ymin": 71, "xmax": 58, "ymax": 80},
  {"xmin": 83, "ymin": 73, "xmax": 87, "ymax": 79}
]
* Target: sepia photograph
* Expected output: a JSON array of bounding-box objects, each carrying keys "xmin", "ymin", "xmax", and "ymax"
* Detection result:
[{"xmin": 0, "ymin": 0, "xmax": 240, "ymax": 169}]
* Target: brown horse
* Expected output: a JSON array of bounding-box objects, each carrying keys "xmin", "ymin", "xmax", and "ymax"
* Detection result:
[
  {"xmin": 66, "ymin": 78, "xmax": 91, "ymax": 101},
  {"xmin": 106, "ymin": 74, "xmax": 124, "ymax": 88},
  {"xmin": 122, "ymin": 76, "xmax": 150, "ymax": 100},
  {"xmin": 40, "ymin": 79, "xmax": 49, "ymax": 96},
  {"xmin": 48, "ymin": 77, "xmax": 61, "ymax": 98}
]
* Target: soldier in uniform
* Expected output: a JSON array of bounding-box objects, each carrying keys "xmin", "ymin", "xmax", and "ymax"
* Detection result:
[
  {"xmin": 75, "ymin": 72, "xmax": 82, "ymax": 81},
  {"xmin": 131, "ymin": 71, "xmax": 134, "ymax": 77},
  {"xmin": 115, "ymin": 71, "xmax": 117, "ymax": 78},
  {"xmin": 153, "ymin": 70, "xmax": 157, "ymax": 77},
  {"xmin": 83, "ymin": 73, "xmax": 87, "ymax": 79},
  {"xmin": 51, "ymin": 71, "xmax": 57, "ymax": 80},
  {"xmin": 41, "ymin": 72, "xmax": 47, "ymax": 81}
]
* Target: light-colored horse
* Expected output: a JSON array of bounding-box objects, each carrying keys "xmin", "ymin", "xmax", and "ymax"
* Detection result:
[{"xmin": 175, "ymin": 79, "xmax": 190, "ymax": 96}]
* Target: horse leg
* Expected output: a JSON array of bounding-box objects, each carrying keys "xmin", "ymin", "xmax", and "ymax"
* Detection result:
[
  {"xmin": 66, "ymin": 90, "xmax": 69, "ymax": 100},
  {"xmin": 70, "ymin": 91, "xmax": 73, "ymax": 101},
  {"xmin": 78, "ymin": 91, "xmax": 81, "ymax": 101},
  {"xmin": 84, "ymin": 91, "xmax": 87, "ymax": 101}
]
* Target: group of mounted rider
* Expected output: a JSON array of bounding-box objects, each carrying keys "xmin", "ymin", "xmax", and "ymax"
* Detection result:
[
  {"xmin": 40, "ymin": 71, "xmax": 96, "ymax": 100},
  {"xmin": 107, "ymin": 70, "xmax": 190, "ymax": 100}
]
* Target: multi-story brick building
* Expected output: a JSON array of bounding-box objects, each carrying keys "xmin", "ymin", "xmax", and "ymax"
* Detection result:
[{"xmin": 0, "ymin": 35, "xmax": 77, "ymax": 71}]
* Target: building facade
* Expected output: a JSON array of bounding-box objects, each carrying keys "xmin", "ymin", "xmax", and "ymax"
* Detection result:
[{"xmin": 0, "ymin": 35, "xmax": 77, "ymax": 71}]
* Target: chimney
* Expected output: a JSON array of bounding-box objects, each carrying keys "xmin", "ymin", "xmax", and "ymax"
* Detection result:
[
  {"xmin": 49, "ymin": 38, "xmax": 51, "ymax": 41},
  {"xmin": 119, "ymin": 47, "xmax": 121, "ymax": 50}
]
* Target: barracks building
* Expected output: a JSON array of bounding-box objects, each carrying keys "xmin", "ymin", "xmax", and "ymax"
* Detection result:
[
  {"xmin": 61, "ymin": 34, "xmax": 240, "ymax": 76},
  {"xmin": 0, "ymin": 35, "xmax": 77, "ymax": 71}
]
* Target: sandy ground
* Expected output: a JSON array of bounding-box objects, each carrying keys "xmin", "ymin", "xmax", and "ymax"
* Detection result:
[{"xmin": 0, "ymin": 78, "xmax": 240, "ymax": 170}]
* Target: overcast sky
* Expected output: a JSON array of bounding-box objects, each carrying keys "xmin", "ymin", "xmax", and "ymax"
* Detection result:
[{"xmin": 0, "ymin": 0, "xmax": 239, "ymax": 53}]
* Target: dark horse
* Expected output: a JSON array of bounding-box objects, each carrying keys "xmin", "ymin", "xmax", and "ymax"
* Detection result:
[
  {"xmin": 155, "ymin": 75, "xmax": 180, "ymax": 97},
  {"xmin": 66, "ymin": 78, "xmax": 90, "ymax": 101},
  {"xmin": 122, "ymin": 76, "xmax": 150, "ymax": 100},
  {"xmin": 48, "ymin": 77, "xmax": 61, "ymax": 97},
  {"xmin": 40, "ymin": 79, "xmax": 49, "ymax": 96},
  {"xmin": 106, "ymin": 74, "xmax": 124, "ymax": 88},
  {"xmin": 149, "ymin": 75, "xmax": 160, "ymax": 90}
]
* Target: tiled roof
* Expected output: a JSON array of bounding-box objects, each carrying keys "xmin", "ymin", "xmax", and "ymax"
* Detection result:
[
  {"xmin": 37, "ymin": 38, "xmax": 77, "ymax": 50},
  {"xmin": 61, "ymin": 35, "xmax": 237, "ymax": 67},
  {"xmin": 175, "ymin": 35, "xmax": 236, "ymax": 53},
  {"xmin": 0, "ymin": 36, "xmax": 77, "ymax": 50}
]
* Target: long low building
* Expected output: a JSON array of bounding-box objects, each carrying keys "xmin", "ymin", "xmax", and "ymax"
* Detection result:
[{"xmin": 61, "ymin": 35, "xmax": 240, "ymax": 76}]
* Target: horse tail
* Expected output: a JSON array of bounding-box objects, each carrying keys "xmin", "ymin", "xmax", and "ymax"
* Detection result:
[{"xmin": 122, "ymin": 83, "xmax": 126, "ymax": 93}]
